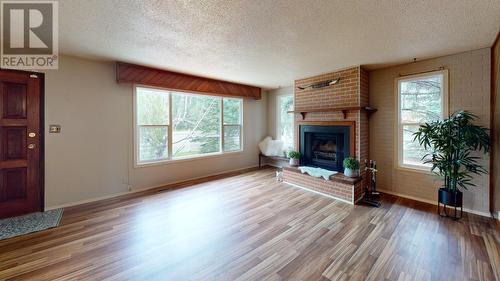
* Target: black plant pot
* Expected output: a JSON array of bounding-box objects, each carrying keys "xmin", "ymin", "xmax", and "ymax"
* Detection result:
[{"xmin": 437, "ymin": 188, "xmax": 463, "ymax": 220}]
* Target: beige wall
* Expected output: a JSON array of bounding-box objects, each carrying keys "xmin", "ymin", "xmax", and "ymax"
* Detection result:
[
  {"xmin": 370, "ymin": 48, "xmax": 491, "ymax": 215},
  {"xmin": 43, "ymin": 56, "xmax": 267, "ymax": 208},
  {"xmin": 266, "ymin": 86, "xmax": 294, "ymax": 139}
]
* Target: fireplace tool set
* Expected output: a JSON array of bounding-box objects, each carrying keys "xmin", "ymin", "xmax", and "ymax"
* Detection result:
[{"xmin": 361, "ymin": 159, "xmax": 381, "ymax": 207}]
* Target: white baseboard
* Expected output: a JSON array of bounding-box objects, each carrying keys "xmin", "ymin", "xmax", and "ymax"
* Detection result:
[
  {"xmin": 45, "ymin": 165, "xmax": 259, "ymax": 211},
  {"xmin": 378, "ymin": 188, "xmax": 492, "ymax": 218}
]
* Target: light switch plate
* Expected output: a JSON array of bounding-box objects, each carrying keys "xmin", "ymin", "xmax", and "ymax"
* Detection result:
[{"xmin": 49, "ymin": 125, "xmax": 61, "ymax": 133}]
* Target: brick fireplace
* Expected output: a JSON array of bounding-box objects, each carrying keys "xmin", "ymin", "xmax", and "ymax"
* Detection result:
[{"xmin": 282, "ymin": 66, "xmax": 371, "ymax": 204}]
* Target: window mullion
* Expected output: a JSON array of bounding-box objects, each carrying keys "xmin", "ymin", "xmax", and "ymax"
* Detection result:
[
  {"xmin": 239, "ymin": 124, "xmax": 242, "ymax": 150},
  {"xmin": 221, "ymin": 98, "xmax": 224, "ymax": 152},
  {"xmin": 168, "ymin": 92, "xmax": 173, "ymax": 160},
  {"xmin": 240, "ymin": 100, "xmax": 243, "ymax": 150}
]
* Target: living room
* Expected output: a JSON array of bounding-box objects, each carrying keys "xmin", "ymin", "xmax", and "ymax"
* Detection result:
[{"xmin": 0, "ymin": 1, "xmax": 499, "ymax": 280}]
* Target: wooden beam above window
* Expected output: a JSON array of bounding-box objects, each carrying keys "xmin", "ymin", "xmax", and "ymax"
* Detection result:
[{"xmin": 116, "ymin": 62, "xmax": 261, "ymax": 100}]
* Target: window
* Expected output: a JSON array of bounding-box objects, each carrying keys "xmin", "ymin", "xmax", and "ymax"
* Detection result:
[
  {"xmin": 277, "ymin": 95, "xmax": 294, "ymax": 149},
  {"xmin": 396, "ymin": 70, "xmax": 448, "ymax": 170},
  {"xmin": 223, "ymin": 98, "xmax": 243, "ymax": 152},
  {"xmin": 136, "ymin": 88, "xmax": 169, "ymax": 163},
  {"xmin": 135, "ymin": 86, "xmax": 243, "ymax": 165},
  {"xmin": 172, "ymin": 94, "xmax": 221, "ymax": 158}
]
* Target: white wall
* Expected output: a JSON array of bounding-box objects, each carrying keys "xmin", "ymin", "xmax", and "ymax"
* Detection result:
[{"xmin": 44, "ymin": 56, "xmax": 267, "ymax": 208}]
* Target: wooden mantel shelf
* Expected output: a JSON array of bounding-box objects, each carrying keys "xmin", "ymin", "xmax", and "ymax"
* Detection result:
[{"xmin": 288, "ymin": 106, "xmax": 377, "ymax": 120}]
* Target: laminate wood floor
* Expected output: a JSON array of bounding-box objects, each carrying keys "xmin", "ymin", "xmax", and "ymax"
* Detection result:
[{"xmin": 0, "ymin": 168, "xmax": 499, "ymax": 281}]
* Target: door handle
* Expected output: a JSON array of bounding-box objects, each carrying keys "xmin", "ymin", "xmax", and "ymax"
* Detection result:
[
  {"xmin": 28, "ymin": 144, "xmax": 36, "ymax": 149},
  {"xmin": 28, "ymin": 132, "xmax": 36, "ymax": 138}
]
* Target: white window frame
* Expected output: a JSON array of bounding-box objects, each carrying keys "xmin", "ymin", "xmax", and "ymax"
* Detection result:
[
  {"xmin": 395, "ymin": 69, "xmax": 449, "ymax": 172},
  {"xmin": 134, "ymin": 85, "xmax": 244, "ymax": 167},
  {"xmin": 276, "ymin": 94, "xmax": 294, "ymax": 149}
]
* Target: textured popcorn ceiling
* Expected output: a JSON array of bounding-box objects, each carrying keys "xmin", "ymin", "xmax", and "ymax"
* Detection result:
[{"xmin": 59, "ymin": 0, "xmax": 500, "ymax": 89}]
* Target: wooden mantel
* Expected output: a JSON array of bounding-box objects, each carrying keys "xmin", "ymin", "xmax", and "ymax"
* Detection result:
[
  {"xmin": 288, "ymin": 106, "xmax": 377, "ymax": 119},
  {"xmin": 116, "ymin": 62, "xmax": 261, "ymax": 100}
]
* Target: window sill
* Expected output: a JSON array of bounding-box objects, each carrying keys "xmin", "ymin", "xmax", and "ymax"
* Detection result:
[
  {"xmin": 134, "ymin": 150, "xmax": 245, "ymax": 168},
  {"xmin": 395, "ymin": 165, "xmax": 434, "ymax": 175}
]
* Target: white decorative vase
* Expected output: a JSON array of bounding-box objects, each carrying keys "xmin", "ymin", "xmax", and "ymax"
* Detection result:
[
  {"xmin": 289, "ymin": 158, "xmax": 299, "ymax": 166},
  {"xmin": 344, "ymin": 168, "xmax": 359, "ymax": 178}
]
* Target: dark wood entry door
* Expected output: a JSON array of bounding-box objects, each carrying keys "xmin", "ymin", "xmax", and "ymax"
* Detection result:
[{"xmin": 0, "ymin": 70, "xmax": 42, "ymax": 219}]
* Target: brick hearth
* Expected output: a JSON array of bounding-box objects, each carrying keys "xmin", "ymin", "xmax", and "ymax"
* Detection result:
[{"xmin": 282, "ymin": 167, "xmax": 363, "ymax": 204}]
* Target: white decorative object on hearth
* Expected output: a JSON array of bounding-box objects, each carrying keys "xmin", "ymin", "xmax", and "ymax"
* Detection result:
[{"xmin": 298, "ymin": 166, "xmax": 338, "ymax": 180}]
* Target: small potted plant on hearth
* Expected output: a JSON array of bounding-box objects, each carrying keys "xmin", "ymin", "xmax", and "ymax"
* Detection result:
[
  {"xmin": 343, "ymin": 157, "xmax": 360, "ymax": 178},
  {"xmin": 413, "ymin": 110, "xmax": 490, "ymax": 220},
  {"xmin": 288, "ymin": 151, "xmax": 300, "ymax": 166}
]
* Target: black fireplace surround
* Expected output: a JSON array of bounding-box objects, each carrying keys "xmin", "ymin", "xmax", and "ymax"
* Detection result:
[{"xmin": 299, "ymin": 125, "xmax": 351, "ymax": 172}]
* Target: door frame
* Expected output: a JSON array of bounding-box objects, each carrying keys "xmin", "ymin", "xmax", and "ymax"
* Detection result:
[{"xmin": 0, "ymin": 68, "xmax": 45, "ymax": 212}]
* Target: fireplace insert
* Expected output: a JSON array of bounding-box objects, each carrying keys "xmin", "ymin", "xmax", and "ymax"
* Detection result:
[{"xmin": 299, "ymin": 125, "xmax": 351, "ymax": 172}]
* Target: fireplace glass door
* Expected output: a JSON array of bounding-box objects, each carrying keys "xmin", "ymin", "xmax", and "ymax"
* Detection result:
[{"xmin": 299, "ymin": 125, "xmax": 350, "ymax": 172}]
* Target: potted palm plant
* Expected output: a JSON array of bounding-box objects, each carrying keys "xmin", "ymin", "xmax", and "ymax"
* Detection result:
[
  {"xmin": 413, "ymin": 110, "xmax": 490, "ymax": 220},
  {"xmin": 343, "ymin": 157, "xmax": 360, "ymax": 178}
]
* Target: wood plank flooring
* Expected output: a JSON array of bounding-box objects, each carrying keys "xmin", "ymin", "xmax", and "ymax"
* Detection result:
[{"xmin": 0, "ymin": 168, "xmax": 499, "ymax": 281}]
